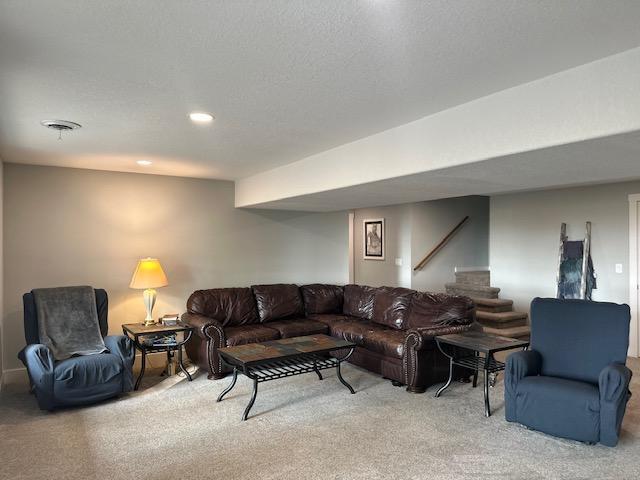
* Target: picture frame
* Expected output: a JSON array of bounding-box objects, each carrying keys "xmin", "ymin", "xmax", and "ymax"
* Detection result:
[{"xmin": 363, "ymin": 218, "xmax": 385, "ymax": 260}]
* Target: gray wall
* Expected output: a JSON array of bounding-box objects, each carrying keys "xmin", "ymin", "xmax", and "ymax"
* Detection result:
[
  {"xmin": 2, "ymin": 164, "xmax": 349, "ymax": 372},
  {"xmin": 490, "ymin": 181, "xmax": 640, "ymax": 311},
  {"xmin": 0, "ymin": 161, "xmax": 3, "ymax": 385},
  {"xmin": 411, "ymin": 197, "xmax": 490, "ymax": 292},
  {"xmin": 354, "ymin": 196, "xmax": 490, "ymax": 291}
]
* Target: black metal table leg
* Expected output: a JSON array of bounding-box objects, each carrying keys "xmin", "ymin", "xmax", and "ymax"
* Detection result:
[
  {"xmin": 134, "ymin": 349, "xmax": 146, "ymax": 390},
  {"xmin": 435, "ymin": 341, "xmax": 454, "ymax": 398},
  {"xmin": 313, "ymin": 360, "xmax": 323, "ymax": 380},
  {"xmin": 336, "ymin": 362, "xmax": 355, "ymax": 394},
  {"xmin": 483, "ymin": 355, "xmax": 491, "ymax": 417},
  {"xmin": 217, "ymin": 367, "xmax": 238, "ymax": 402},
  {"xmin": 177, "ymin": 347, "xmax": 192, "ymax": 381},
  {"xmin": 472, "ymin": 351, "xmax": 479, "ymax": 388},
  {"xmin": 242, "ymin": 377, "xmax": 259, "ymax": 421}
]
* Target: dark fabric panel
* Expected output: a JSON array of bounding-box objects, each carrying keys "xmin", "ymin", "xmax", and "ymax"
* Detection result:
[
  {"xmin": 225, "ymin": 324, "xmax": 280, "ymax": 346},
  {"xmin": 187, "ymin": 288, "xmax": 259, "ymax": 326},
  {"xmin": 406, "ymin": 292, "xmax": 474, "ymax": 330},
  {"xmin": 251, "ymin": 284, "xmax": 304, "ymax": 322},
  {"xmin": 301, "ymin": 284, "xmax": 344, "ymax": 314},
  {"xmin": 514, "ymin": 376, "xmax": 600, "ymax": 443},
  {"xmin": 530, "ymin": 298, "xmax": 630, "ymax": 384},
  {"xmin": 264, "ymin": 318, "xmax": 329, "ymax": 338},
  {"xmin": 343, "ymin": 284, "xmax": 377, "ymax": 320}
]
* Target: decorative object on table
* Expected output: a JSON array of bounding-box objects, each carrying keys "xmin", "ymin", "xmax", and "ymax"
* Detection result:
[
  {"xmin": 363, "ymin": 218, "xmax": 384, "ymax": 260},
  {"xmin": 129, "ymin": 257, "xmax": 169, "ymax": 326},
  {"xmin": 18, "ymin": 287, "xmax": 135, "ymax": 410},
  {"xmin": 505, "ymin": 298, "xmax": 631, "ymax": 447},
  {"xmin": 217, "ymin": 334, "xmax": 356, "ymax": 421},
  {"xmin": 160, "ymin": 313, "xmax": 180, "ymax": 326},
  {"xmin": 122, "ymin": 322, "xmax": 194, "ymax": 390},
  {"xmin": 434, "ymin": 330, "xmax": 529, "ymax": 417},
  {"xmin": 556, "ymin": 222, "xmax": 597, "ymax": 300}
]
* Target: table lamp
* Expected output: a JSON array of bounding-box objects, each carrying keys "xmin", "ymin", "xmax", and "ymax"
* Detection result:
[{"xmin": 129, "ymin": 258, "xmax": 169, "ymax": 326}]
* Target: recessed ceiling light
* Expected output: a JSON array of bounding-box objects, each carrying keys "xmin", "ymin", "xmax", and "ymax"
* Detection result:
[
  {"xmin": 137, "ymin": 160, "xmax": 153, "ymax": 166},
  {"xmin": 189, "ymin": 112, "xmax": 214, "ymax": 123}
]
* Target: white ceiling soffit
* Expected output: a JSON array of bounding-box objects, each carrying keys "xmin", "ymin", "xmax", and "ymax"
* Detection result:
[
  {"xmin": 236, "ymin": 46, "xmax": 640, "ymax": 211},
  {"xmin": 248, "ymin": 131, "xmax": 640, "ymax": 212},
  {"xmin": 2, "ymin": 1, "xmax": 640, "ymax": 181}
]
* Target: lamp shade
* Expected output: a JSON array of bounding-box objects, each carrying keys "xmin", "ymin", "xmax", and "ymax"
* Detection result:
[{"xmin": 129, "ymin": 258, "xmax": 169, "ymax": 289}]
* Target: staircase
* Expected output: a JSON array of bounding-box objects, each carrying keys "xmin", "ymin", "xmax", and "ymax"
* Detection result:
[{"xmin": 445, "ymin": 270, "xmax": 530, "ymax": 340}]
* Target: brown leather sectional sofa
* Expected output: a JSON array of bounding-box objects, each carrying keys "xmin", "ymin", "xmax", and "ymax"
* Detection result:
[{"xmin": 183, "ymin": 283, "xmax": 476, "ymax": 393}]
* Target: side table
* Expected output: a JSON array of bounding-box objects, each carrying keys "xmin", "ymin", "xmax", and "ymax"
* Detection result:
[
  {"xmin": 122, "ymin": 322, "xmax": 194, "ymax": 390},
  {"xmin": 434, "ymin": 331, "xmax": 529, "ymax": 417}
]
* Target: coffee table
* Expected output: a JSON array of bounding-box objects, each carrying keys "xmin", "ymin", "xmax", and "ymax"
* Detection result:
[
  {"xmin": 434, "ymin": 331, "xmax": 529, "ymax": 417},
  {"xmin": 216, "ymin": 334, "xmax": 356, "ymax": 420}
]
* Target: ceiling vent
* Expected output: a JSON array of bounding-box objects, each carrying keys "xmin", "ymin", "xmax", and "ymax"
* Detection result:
[{"xmin": 40, "ymin": 119, "xmax": 82, "ymax": 139}]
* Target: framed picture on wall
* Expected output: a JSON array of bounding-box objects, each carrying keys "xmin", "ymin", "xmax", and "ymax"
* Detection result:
[{"xmin": 363, "ymin": 218, "xmax": 385, "ymax": 260}]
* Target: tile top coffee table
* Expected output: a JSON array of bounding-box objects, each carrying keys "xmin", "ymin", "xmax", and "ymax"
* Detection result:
[
  {"xmin": 216, "ymin": 334, "xmax": 356, "ymax": 420},
  {"xmin": 434, "ymin": 330, "xmax": 529, "ymax": 417}
]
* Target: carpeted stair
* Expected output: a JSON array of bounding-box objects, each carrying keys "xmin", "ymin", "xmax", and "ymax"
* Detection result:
[{"xmin": 446, "ymin": 270, "xmax": 530, "ymax": 340}]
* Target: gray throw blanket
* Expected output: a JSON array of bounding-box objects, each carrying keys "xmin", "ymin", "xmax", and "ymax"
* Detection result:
[{"xmin": 33, "ymin": 286, "xmax": 107, "ymax": 361}]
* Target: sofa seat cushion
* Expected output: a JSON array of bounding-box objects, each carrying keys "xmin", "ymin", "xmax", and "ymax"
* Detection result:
[
  {"xmin": 329, "ymin": 318, "xmax": 384, "ymax": 345},
  {"xmin": 225, "ymin": 324, "xmax": 280, "ymax": 346},
  {"xmin": 515, "ymin": 376, "xmax": 600, "ymax": 443},
  {"xmin": 264, "ymin": 318, "xmax": 329, "ymax": 338},
  {"xmin": 307, "ymin": 313, "xmax": 349, "ymax": 327},
  {"xmin": 251, "ymin": 284, "xmax": 304, "ymax": 322},
  {"xmin": 54, "ymin": 353, "xmax": 123, "ymax": 386},
  {"xmin": 362, "ymin": 328, "xmax": 406, "ymax": 359}
]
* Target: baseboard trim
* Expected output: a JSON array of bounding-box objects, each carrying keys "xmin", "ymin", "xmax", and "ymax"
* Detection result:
[{"xmin": 1, "ymin": 367, "xmax": 28, "ymax": 387}]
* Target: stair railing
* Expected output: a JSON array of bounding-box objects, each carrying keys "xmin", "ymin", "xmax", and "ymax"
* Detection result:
[{"xmin": 413, "ymin": 216, "xmax": 470, "ymax": 271}]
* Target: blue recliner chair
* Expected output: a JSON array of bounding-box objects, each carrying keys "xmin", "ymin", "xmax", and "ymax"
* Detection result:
[
  {"xmin": 505, "ymin": 298, "xmax": 632, "ymax": 446},
  {"xmin": 18, "ymin": 288, "xmax": 135, "ymax": 410}
]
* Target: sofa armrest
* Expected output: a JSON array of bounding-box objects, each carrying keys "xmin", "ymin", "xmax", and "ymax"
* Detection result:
[
  {"xmin": 182, "ymin": 312, "xmax": 225, "ymax": 342},
  {"xmin": 19, "ymin": 344, "xmax": 56, "ymax": 410},
  {"xmin": 405, "ymin": 323, "xmax": 474, "ymax": 352},
  {"xmin": 599, "ymin": 363, "xmax": 632, "ymax": 446},
  {"xmin": 504, "ymin": 349, "xmax": 541, "ymax": 422},
  {"xmin": 104, "ymin": 335, "xmax": 135, "ymax": 392}
]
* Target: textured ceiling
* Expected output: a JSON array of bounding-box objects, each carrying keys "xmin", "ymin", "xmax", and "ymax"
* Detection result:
[{"xmin": 2, "ymin": 1, "xmax": 640, "ymax": 180}]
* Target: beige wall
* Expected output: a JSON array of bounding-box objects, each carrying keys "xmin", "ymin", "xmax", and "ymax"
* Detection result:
[
  {"xmin": 354, "ymin": 196, "xmax": 489, "ymax": 291},
  {"xmin": 490, "ymin": 181, "xmax": 640, "ymax": 311},
  {"xmin": 2, "ymin": 164, "xmax": 348, "ymax": 372}
]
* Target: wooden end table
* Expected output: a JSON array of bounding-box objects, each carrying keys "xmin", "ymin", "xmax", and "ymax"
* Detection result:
[
  {"xmin": 217, "ymin": 334, "xmax": 356, "ymax": 421},
  {"xmin": 434, "ymin": 331, "xmax": 529, "ymax": 417},
  {"xmin": 122, "ymin": 322, "xmax": 194, "ymax": 390}
]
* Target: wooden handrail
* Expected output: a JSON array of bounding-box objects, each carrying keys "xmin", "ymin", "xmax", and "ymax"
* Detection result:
[{"xmin": 413, "ymin": 216, "xmax": 470, "ymax": 271}]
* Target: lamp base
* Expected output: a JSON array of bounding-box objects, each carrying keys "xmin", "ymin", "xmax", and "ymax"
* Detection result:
[{"xmin": 143, "ymin": 288, "xmax": 157, "ymax": 326}]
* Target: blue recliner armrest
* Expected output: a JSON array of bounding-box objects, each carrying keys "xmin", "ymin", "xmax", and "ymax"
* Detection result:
[
  {"xmin": 20, "ymin": 344, "xmax": 56, "ymax": 410},
  {"xmin": 505, "ymin": 349, "xmax": 542, "ymax": 422},
  {"xmin": 599, "ymin": 363, "xmax": 632, "ymax": 447},
  {"xmin": 104, "ymin": 335, "xmax": 135, "ymax": 393}
]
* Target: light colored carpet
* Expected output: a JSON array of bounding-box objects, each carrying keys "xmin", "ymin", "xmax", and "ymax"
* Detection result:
[{"xmin": 1, "ymin": 358, "xmax": 639, "ymax": 480}]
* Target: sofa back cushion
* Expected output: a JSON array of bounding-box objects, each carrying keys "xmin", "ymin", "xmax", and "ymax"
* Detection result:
[
  {"xmin": 251, "ymin": 284, "xmax": 304, "ymax": 322},
  {"xmin": 406, "ymin": 292, "xmax": 474, "ymax": 330},
  {"xmin": 187, "ymin": 288, "xmax": 259, "ymax": 327},
  {"xmin": 343, "ymin": 284, "xmax": 377, "ymax": 320},
  {"xmin": 301, "ymin": 284, "xmax": 344, "ymax": 315},
  {"xmin": 372, "ymin": 287, "xmax": 416, "ymax": 330}
]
